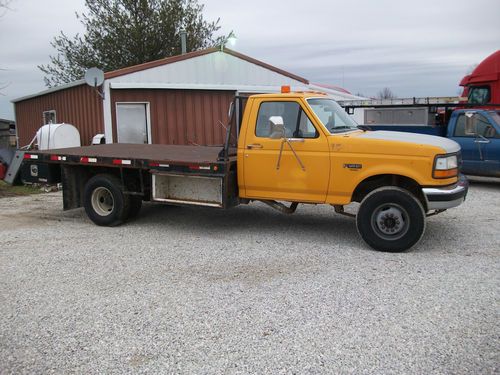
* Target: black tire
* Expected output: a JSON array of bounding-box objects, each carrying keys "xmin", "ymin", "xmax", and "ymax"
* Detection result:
[
  {"xmin": 127, "ymin": 196, "xmax": 142, "ymax": 219},
  {"xmin": 83, "ymin": 174, "xmax": 130, "ymax": 226},
  {"xmin": 356, "ymin": 187, "xmax": 426, "ymax": 252}
]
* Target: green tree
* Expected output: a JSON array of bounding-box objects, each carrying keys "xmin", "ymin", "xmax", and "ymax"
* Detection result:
[{"xmin": 38, "ymin": 0, "xmax": 223, "ymax": 87}]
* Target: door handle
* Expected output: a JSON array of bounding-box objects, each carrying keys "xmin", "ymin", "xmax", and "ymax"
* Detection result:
[
  {"xmin": 474, "ymin": 138, "xmax": 490, "ymax": 144},
  {"xmin": 287, "ymin": 138, "xmax": 305, "ymax": 143},
  {"xmin": 247, "ymin": 143, "xmax": 263, "ymax": 149}
]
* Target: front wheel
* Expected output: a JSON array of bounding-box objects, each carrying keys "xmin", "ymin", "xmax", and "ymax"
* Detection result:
[{"xmin": 356, "ymin": 187, "xmax": 426, "ymax": 252}]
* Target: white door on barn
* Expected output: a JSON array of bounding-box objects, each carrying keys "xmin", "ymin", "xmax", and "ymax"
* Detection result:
[{"xmin": 116, "ymin": 103, "xmax": 150, "ymax": 144}]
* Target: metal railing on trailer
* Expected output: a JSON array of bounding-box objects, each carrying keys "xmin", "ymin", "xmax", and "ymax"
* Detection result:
[{"xmin": 338, "ymin": 96, "xmax": 500, "ymax": 114}]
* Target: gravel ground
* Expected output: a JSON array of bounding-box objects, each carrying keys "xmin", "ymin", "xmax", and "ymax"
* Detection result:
[{"xmin": 1, "ymin": 177, "xmax": 499, "ymax": 374}]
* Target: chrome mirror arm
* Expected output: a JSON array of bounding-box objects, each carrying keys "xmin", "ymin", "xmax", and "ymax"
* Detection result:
[{"xmin": 275, "ymin": 138, "xmax": 306, "ymax": 171}]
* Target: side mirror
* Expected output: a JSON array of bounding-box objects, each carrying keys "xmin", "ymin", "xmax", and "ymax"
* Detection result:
[
  {"xmin": 268, "ymin": 116, "xmax": 285, "ymax": 139},
  {"xmin": 464, "ymin": 112, "xmax": 476, "ymax": 135}
]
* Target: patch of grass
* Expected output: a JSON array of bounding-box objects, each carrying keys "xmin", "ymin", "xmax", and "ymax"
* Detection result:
[{"xmin": 0, "ymin": 180, "xmax": 44, "ymax": 198}]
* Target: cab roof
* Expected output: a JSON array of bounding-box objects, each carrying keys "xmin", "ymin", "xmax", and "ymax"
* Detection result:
[{"xmin": 249, "ymin": 91, "xmax": 328, "ymax": 99}]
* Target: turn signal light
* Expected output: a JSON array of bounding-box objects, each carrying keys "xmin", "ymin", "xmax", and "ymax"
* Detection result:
[{"xmin": 433, "ymin": 168, "xmax": 458, "ymax": 179}]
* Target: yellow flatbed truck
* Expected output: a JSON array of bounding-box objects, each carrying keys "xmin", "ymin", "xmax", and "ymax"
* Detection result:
[{"xmin": 8, "ymin": 89, "xmax": 468, "ymax": 252}]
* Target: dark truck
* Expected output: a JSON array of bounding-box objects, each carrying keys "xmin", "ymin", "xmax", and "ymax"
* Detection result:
[{"xmin": 359, "ymin": 109, "xmax": 500, "ymax": 178}]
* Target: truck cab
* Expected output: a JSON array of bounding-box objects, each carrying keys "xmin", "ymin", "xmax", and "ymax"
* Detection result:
[
  {"xmin": 460, "ymin": 50, "xmax": 500, "ymax": 107},
  {"xmin": 237, "ymin": 91, "xmax": 468, "ymax": 251},
  {"xmin": 238, "ymin": 92, "xmax": 464, "ymax": 204}
]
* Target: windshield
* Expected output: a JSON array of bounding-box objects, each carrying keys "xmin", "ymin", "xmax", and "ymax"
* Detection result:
[{"xmin": 307, "ymin": 98, "xmax": 359, "ymax": 133}]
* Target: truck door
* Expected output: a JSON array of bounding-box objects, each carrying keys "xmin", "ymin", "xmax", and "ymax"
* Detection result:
[
  {"xmin": 242, "ymin": 99, "xmax": 330, "ymax": 202},
  {"xmin": 449, "ymin": 112, "xmax": 481, "ymax": 174},
  {"xmin": 450, "ymin": 112, "xmax": 500, "ymax": 177},
  {"xmin": 473, "ymin": 112, "xmax": 500, "ymax": 177}
]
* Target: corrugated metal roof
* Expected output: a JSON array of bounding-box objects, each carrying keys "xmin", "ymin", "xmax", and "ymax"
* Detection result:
[
  {"xmin": 12, "ymin": 80, "xmax": 85, "ymax": 103},
  {"xmin": 12, "ymin": 47, "xmax": 364, "ymax": 103},
  {"xmin": 105, "ymin": 47, "xmax": 310, "ymax": 84},
  {"xmin": 107, "ymin": 51, "xmax": 308, "ymax": 88},
  {"xmin": 12, "ymin": 48, "xmax": 310, "ymax": 102}
]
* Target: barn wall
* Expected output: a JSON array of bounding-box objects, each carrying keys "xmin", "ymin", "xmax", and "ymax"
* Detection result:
[
  {"xmin": 14, "ymin": 85, "xmax": 104, "ymax": 147},
  {"xmin": 110, "ymin": 89, "xmax": 235, "ymax": 145}
]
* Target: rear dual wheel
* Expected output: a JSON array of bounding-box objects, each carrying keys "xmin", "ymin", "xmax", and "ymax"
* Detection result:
[
  {"xmin": 356, "ymin": 187, "xmax": 426, "ymax": 252},
  {"xmin": 84, "ymin": 174, "xmax": 142, "ymax": 226}
]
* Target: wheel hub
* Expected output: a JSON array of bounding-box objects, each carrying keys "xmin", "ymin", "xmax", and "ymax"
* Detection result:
[
  {"xmin": 374, "ymin": 206, "xmax": 406, "ymax": 236},
  {"xmin": 91, "ymin": 187, "xmax": 114, "ymax": 216}
]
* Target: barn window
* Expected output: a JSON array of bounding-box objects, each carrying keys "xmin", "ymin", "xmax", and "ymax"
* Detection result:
[{"xmin": 43, "ymin": 110, "xmax": 57, "ymax": 124}]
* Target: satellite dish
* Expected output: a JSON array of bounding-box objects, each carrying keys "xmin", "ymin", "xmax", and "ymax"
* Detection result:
[{"xmin": 84, "ymin": 67, "xmax": 105, "ymax": 87}]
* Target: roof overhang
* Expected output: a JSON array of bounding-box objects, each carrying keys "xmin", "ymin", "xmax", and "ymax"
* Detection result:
[
  {"xmin": 109, "ymin": 82, "xmax": 309, "ymax": 92},
  {"xmin": 12, "ymin": 79, "xmax": 85, "ymax": 103}
]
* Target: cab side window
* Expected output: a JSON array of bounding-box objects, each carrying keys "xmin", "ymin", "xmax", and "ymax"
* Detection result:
[
  {"xmin": 484, "ymin": 126, "xmax": 499, "ymax": 138},
  {"xmin": 255, "ymin": 101, "xmax": 318, "ymax": 138},
  {"xmin": 453, "ymin": 114, "xmax": 467, "ymax": 137},
  {"xmin": 475, "ymin": 114, "xmax": 499, "ymax": 138},
  {"xmin": 453, "ymin": 113, "xmax": 499, "ymax": 138}
]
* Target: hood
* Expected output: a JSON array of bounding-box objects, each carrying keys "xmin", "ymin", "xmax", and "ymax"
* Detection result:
[{"xmin": 358, "ymin": 131, "xmax": 460, "ymax": 154}]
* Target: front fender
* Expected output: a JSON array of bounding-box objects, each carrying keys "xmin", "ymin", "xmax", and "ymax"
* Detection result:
[{"xmin": 326, "ymin": 155, "xmax": 456, "ymax": 205}]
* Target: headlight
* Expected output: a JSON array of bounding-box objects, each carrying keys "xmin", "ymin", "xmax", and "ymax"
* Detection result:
[{"xmin": 433, "ymin": 154, "xmax": 458, "ymax": 179}]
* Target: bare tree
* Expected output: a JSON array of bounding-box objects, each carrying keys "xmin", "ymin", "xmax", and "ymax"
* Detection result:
[
  {"xmin": 376, "ymin": 87, "xmax": 397, "ymax": 99},
  {"xmin": 0, "ymin": 1, "xmax": 13, "ymax": 94},
  {"xmin": 0, "ymin": 0, "xmax": 12, "ymax": 16},
  {"xmin": 0, "ymin": 69, "xmax": 10, "ymax": 95}
]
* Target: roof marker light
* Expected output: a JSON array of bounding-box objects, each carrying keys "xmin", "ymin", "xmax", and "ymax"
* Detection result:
[{"xmin": 281, "ymin": 85, "xmax": 291, "ymax": 93}]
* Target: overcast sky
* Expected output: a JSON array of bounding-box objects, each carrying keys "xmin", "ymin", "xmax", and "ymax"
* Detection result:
[{"xmin": 0, "ymin": 0, "xmax": 499, "ymax": 120}]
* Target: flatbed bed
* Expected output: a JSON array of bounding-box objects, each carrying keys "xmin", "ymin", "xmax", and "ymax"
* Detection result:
[
  {"xmin": 16, "ymin": 143, "xmax": 239, "ymax": 211},
  {"xmin": 34, "ymin": 143, "xmax": 236, "ymax": 165},
  {"xmin": 21, "ymin": 143, "xmax": 236, "ymax": 178}
]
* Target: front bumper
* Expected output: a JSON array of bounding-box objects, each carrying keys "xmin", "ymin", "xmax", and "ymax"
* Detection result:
[{"xmin": 422, "ymin": 174, "xmax": 469, "ymax": 211}]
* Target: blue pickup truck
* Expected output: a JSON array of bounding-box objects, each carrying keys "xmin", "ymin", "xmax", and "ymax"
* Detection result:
[{"xmin": 369, "ymin": 109, "xmax": 500, "ymax": 178}]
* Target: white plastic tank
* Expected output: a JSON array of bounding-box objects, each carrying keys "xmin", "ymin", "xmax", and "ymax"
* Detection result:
[{"xmin": 36, "ymin": 123, "xmax": 81, "ymax": 150}]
